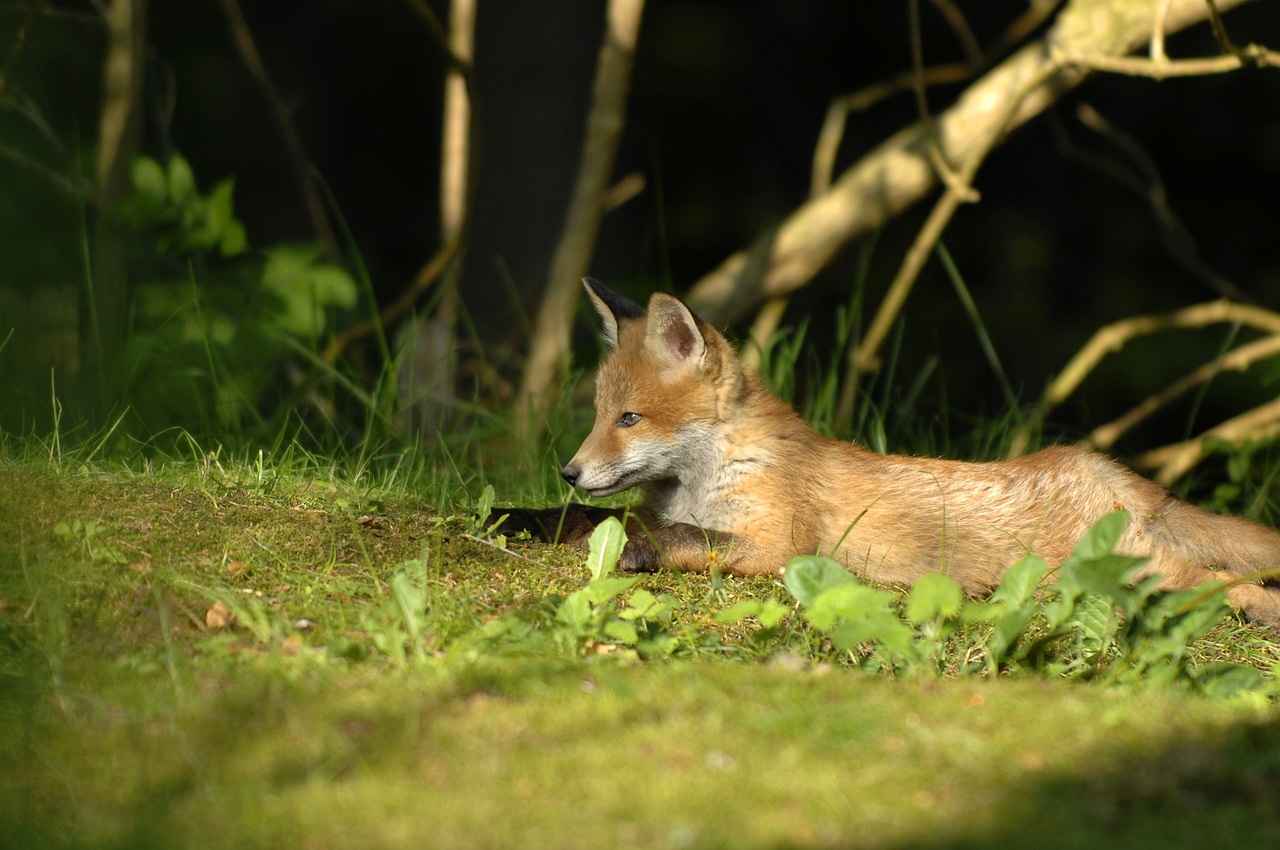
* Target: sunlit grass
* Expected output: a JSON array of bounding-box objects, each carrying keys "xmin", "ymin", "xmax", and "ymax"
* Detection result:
[{"xmin": 2, "ymin": 443, "xmax": 1280, "ymax": 848}]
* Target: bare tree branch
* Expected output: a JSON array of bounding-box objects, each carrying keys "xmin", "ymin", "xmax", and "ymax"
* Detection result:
[
  {"xmin": 1053, "ymin": 102, "xmax": 1246, "ymax": 301},
  {"xmin": 219, "ymin": 0, "xmax": 341, "ymax": 263},
  {"xmin": 683, "ymin": 0, "xmax": 1263, "ymax": 325},
  {"xmin": 321, "ymin": 0, "xmax": 482, "ymax": 368},
  {"xmin": 396, "ymin": 0, "xmax": 477, "ymax": 436},
  {"xmin": 1088, "ymin": 333, "xmax": 1280, "ymax": 450},
  {"xmin": 437, "ymin": 0, "xmax": 475, "ymax": 326},
  {"xmin": 929, "ymin": 0, "xmax": 983, "ymax": 66}
]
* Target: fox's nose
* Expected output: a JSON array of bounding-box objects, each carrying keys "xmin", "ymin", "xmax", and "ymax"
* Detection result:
[{"xmin": 561, "ymin": 465, "xmax": 580, "ymax": 487}]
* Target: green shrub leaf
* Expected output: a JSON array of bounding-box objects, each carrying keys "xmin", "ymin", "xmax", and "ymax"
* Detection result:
[
  {"xmin": 783, "ymin": 555, "xmax": 856, "ymax": 607},
  {"xmin": 905, "ymin": 573, "xmax": 964, "ymax": 624}
]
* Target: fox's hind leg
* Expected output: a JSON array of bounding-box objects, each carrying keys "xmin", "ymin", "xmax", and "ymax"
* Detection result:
[
  {"xmin": 1226, "ymin": 583, "xmax": 1280, "ymax": 627},
  {"xmin": 1135, "ymin": 549, "xmax": 1280, "ymax": 627}
]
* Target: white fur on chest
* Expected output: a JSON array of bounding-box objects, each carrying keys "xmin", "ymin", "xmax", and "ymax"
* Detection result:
[{"xmin": 650, "ymin": 422, "xmax": 768, "ymax": 529}]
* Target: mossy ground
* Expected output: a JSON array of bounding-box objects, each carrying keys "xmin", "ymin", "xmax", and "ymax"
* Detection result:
[{"xmin": 3, "ymin": 452, "xmax": 1280, "ymax": 849}]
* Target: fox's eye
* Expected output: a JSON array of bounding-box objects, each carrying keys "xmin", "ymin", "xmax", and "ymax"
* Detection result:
[{"xmin": 617, "ymin": 412, "xmax": 642, "ymax": 427}]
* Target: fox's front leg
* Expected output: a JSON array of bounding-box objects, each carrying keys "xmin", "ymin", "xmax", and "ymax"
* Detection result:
[
  {"xmin": 494, "ymin": 504, "xmax": 679, "ymax": 559},
  {"xmin": 617, "ymin": 521, "xmax": 786, "ymax": 577},
  {"xmin": 493, "ymin": 507, "xmax": 762, "ymax": 574},
  {"xmin": 492, "ymin": 504, "xmax": 628, "ymax": 547}
]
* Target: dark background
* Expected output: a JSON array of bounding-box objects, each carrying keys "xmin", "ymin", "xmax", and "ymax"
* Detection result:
[{"xmin": 2, "ymin": 0, "xmax": 1279, "ymax": 450}]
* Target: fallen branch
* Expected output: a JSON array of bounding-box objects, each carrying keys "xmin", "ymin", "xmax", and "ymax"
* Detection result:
[
  {"xmin": 1088, "ymin": 333, "xmax": 1280, "ymax": 449},
  {"xmin": 1009, "ymin": 299, "xmax": 1280, "ymax": 455}
]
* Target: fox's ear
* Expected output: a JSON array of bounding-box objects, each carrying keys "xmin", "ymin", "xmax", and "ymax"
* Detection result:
[
  {"xmin": 645, "ymin": 293, "xmax": 706, "ymax": 369},
  {"xmin": 582, "ymin": 277, "xmax": 645, "ymax": 349}
]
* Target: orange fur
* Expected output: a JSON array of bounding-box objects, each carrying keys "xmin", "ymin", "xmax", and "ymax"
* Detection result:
[{"xmin": 518, "ymin": 279, "xmax": 1280, "ymax": 626}]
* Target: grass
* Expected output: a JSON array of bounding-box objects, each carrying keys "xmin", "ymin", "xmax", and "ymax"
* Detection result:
[{"xmin": 3, "ymin": 437, "xmax": 1280, "ymax": 849}]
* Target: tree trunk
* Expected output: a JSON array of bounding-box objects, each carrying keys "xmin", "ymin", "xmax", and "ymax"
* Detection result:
[
  {"xmin": 514, "ymin": 0, "xmax": 645, "ymax": 441},
  {"xmin": 91, "ymin": 0, "xmax": 148, "ymax": 386}
]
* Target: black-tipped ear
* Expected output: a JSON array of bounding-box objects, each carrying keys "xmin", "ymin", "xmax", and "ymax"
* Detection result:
[{"xmin": 582, "ymin": 277, "xmax": 645, "ymax": 348}]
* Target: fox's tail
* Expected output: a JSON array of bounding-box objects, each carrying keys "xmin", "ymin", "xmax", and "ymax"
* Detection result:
[{"xmin": 1162, "ymin": 501, "xmax": 1280, "ymax": 583}]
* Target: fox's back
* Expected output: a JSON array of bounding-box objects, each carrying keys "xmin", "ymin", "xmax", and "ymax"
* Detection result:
[{"xmin": 796, "ymin": 442, "xmax": 1138, "ymax": 587}]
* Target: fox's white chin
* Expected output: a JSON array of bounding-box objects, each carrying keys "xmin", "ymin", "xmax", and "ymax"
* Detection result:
[{"xmin": 579, "ymin": 482, "xmax": 630, "ymax": 498}]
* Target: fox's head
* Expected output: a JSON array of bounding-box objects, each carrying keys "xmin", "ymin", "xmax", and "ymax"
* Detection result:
[{"xmin": 561, "ymin": 278, "xmax": 748, "ymax": 496}]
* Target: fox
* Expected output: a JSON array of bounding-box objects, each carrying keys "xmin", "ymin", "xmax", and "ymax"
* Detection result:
[{"xmin": 498, "ymin": 277, "xmax": 1280, "ymax": 627}]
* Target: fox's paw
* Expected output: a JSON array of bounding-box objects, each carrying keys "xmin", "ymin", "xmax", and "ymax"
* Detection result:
[
  {"xmin": 617, "ymin": 539, "xmax": 665, "ymax": 573},
  {"xmin": 1228, "ymin": 583, "xmax": 1280, "ymax": 630}
]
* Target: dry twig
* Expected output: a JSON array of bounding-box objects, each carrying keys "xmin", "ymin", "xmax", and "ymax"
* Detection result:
[
  {"xmin": 1137, "ymin": 396, "xmax": 1280, "ymax": 485},
  {"xmin": 1088, "ymin": 333, "xmax": 1280, "ymax": 449}
]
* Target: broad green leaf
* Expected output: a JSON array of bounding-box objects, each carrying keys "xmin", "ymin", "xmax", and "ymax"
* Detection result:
[
  {"xmin": 204, "ymin": 179, "xmax": 247, "ymax": 256},
  {"xmin": 583, "ymin": 576, "xmax": 639, "ymax": 606},
  {"xmin": 302, "ymin": 263, "xmax": 358, "ymax": 307},
  {"xmin": 220, "ymin": 220, "xmax": 247, "ymax": 256},
  {"xmin": 805, "ymin": 582, "xmax": 897, "ymax": 631},
  {"xmin": 784, "ymin": 554, "xmax": 857, "ymax": 607},
  {"xmin": 1040, "ymin": 590, "xmax": 1077, "ymax": 631},
  {"xmin": 1070, "ymin": 510, "xmax": 1129, "ymax": 561},
  {"xmin": 714, "ymin": 600, "xmax": 763, "ymax": 625},
  {"xmin": 603, "ymin": 619, "xmax": 639, "ymax": 645},
  {"xmin": 131, "ymin": 156, "xmax": 167, "ymax": 201},
  {"xmin": 828, "ymin": 618, "xmax": 878, "ymax": 651},
  {"xmin": 905, "ymin": 573, "xmax": 964, "ymax": 624},
  {"xmin": 826, "ymin": 606, "xmax": 914, "ymax": 656},
  {"xmin": 1071, "ymin": 592, "xmax": 1119, "ymax": 650},
  {"xmin": 1057, "ymin": 553, "xmax": 1147, "ymax": 601},
  {"xmin": 755, "ymin": 599, "xmax": 791, "ymax": 629},
  {"xmin": 474, "ymin": 484, "xmax": 495, "ymax": 528},
  {"xmin": 555, "ymin": 589, "xmax": 592, "ymax": 630},
  {"xmin": 626, "ymin": 588, "xmax": 658, "ymax": 613},
  {"xmin": 205, "ymin": 179, "xmax": 235, "ymax": 234},
  {"xmin": 989, "ymin": 554, "xmax": 1049, "ymax": 610},
  {"xmin": 1195, "ymin": 662, "xmax": 1264, "ymax": 699},
  {"xmin": 167, "ymin": 154, "xmax": 197, "ymax": 204},
  {"xmin": 621, "ymin": 588, "xmax": 673, "ymax": 622},
  {"xmin": 587, "ymin": 517, "xmax": 627, "ymax": 580},
  {"xmin": 262, "ymin": 244, "xmax": 359, "ymax": 336},
  {"xmin": 960, "ymin": 599, "xmax": 999, "ymax": 625},
  {"xmin": 988, "ymin": 607, "xmax": 1038, "ymax": 666},
  {"xmin": 1146, "ymin": 585, "xmax": 1229, "ymax": 643}
]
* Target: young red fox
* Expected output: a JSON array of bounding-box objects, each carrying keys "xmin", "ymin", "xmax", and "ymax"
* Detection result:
[{"xmin": 500, "ymin": 278, "xmax": 1280, "ymax": 626}]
